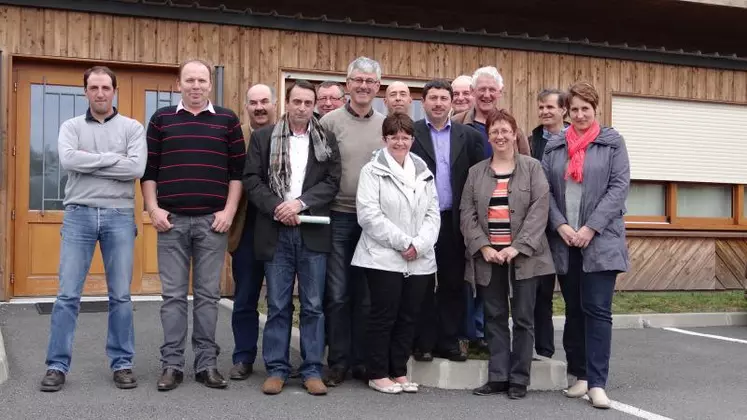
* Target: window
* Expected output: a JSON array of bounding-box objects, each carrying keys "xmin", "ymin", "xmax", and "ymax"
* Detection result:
[
  {"xmin": 677, "ymin": 184, "xmax": 732, "ymax": 218},
  {"xmin": 626, "ymin": 182, "xmax": 666, "ymax": 217},
  {"xmin": 145, "ymin": 90, "xmax": 181, "ymax": 123}
]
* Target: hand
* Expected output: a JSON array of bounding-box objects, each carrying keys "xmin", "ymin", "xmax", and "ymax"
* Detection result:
[
  {"xmin": 149, "ymin": 207, "xmax": 173, "ymax": 232},
  {"xmin": 496, "ymin": 246, "xmax": 519, "ymax": 263},
  {"xmin": 274, "ymin": 199, "xmax": 303, "ymax": 222},
  {"xmin": 212, "ymin": 209, "xmax": 235, "ymax": 233},
  {"xmin": 279, "ymin": 214, "xmax": 300, "ymax": 226},
  {"xmin": 572, "ymin": 226, "xmax": 595, "ymax": 248},
  {"xmin": 557, "ymin": 224, "xmax": 577, "ymax": 247},
  {"xmin": 480, "ymin": 246, "xmax": 503, "ymax": 264},
  {"xmin": 401, "ymin": 245, "xmax": 417, "ymax": 261}
]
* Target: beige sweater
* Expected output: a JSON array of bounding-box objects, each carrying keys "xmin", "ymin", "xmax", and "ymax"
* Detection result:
[{"xmin": 320, "ymin": 106, "xmax": 386, "ymax": 213}]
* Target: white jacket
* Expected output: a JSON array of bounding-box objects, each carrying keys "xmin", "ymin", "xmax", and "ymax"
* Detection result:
[{"xmin": 351, "ymin": 148, "xmax": 440, "ymax": 276}]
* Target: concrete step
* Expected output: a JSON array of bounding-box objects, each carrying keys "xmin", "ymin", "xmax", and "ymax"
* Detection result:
[{"xmin": 407, "ymin": 355, "xmax": 567, "ymax": 391}]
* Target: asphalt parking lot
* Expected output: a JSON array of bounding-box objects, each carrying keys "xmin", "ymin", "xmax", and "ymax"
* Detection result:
[{"xmin": 0, "ymin": 301, "xmax": 745, "ymax": 420}]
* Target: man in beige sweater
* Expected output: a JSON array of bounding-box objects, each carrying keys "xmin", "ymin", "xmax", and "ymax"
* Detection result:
[{"xmin": 320, "ymin": 57, "xmax": 386, "ymax": 387}]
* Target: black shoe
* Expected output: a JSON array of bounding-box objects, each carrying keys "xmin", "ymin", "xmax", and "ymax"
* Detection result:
[
  {"xmin": 323, "ymin": 367, "xmax": 346, "ymax": 387},
  {"xmin": 413, "ymin": 351, "xmax": 434, "ymax": 362},
  {"xmin": 157, "ymin": 367, "xmax": 183, "ymax": 392},
  {"xmin": 195, "ymin": 367, "xmax": 228, "ymax": 389},
  {"xmin": 435, "ymin": 349, "xmax": 468, "ymax": 362},
  {"xmin": 508, "ymin": 383, "xmax": 528, "ymax": 399},
  {"xmin": 229, "ymin": 362, "xmax": 253, "ymax": 380},
  {"xmin": 473, "ymin": 381, "xmax": 509, "ymax": 396},
  {"xmin": 351, "ymin": 365, "xmax": 367, "ymax": 381},
  {"xmin": 40, "ymin": 369, "xmax": 65, "ymax": 392},
  {"xmin": 113, "ymin": 368, "xmax": 137, "ymax": 389}
]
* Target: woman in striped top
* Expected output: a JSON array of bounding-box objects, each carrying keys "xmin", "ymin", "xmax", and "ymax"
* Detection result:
[{"xmin": 460, "ymin": 109, "xmax": 555, "ymax": 399}]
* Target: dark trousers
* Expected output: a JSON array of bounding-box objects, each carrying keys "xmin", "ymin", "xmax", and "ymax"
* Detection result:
[
  {"xmin": 229, "ymin": 221, "xmax": 265, "ymax": 365},
  {"xmin": 558, "ymin": 248, "xmax": 617, "ymax": 389},
  {"xmin": 325, "ymin": 211, "xmax": 369, "ymax": 372},
  {"xmin": 534, "ymin": 274, "xmax": 556, "ymax": 358},
  {"xmin": 415, "ymin": 211, "xmax": 464, "ymax": 353},
  {"xmin": 480, "ymin": 264, "xmax": 538, "ymax": 386},
  {"xmin": 365, "ymin": 269, "xmax": 431, "ymax": 380}
]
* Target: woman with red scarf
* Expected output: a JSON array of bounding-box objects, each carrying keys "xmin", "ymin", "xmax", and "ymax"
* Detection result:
[{"xmin": 541, "ymin": 82, "xmax": 630, "ymax": 409}]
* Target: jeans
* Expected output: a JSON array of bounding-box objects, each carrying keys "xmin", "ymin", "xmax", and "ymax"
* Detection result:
[
  {"xmin": 365, "ymin": 269, "xmax": 430, "ymax": 380},
  {"xmin": 158, "ymin": 213, "xmax": 227, "ymax": 373},
  {"xmin": 558, "ymin": 248, "xmax": 617, "ymax": 389},
  {"xmin": 230, "ymin": 221, "xmax": 265, "ymax": 365},
  {"xmin": 480, "ymin": 264, "xmax": 538, "ymax": 386},
  {"xmin": 325, "ymin": 211, "xmax": 369, "ymax": 372},
  {"xmin": 263, "ymin": 227, "xmax": 327, "ymax": 380},
  {"xmin": 45, "ymin": 205, "xmax": 136, "ymax": 374},
  {"xmin": 462, "ymin": 282, "xmax": 484, "ymax": 341}
]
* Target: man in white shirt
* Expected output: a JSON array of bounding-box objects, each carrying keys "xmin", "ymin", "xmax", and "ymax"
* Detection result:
[{"xmin": 243, "ymin": 79, "xmax": 341, "ymax": 396}]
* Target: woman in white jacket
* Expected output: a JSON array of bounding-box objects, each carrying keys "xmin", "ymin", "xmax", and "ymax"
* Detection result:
[{"xmin": 351, "ymin": 113, "xmax": 440, "ymax": 395}]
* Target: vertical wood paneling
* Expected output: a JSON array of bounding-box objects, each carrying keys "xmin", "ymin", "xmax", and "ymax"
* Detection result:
[
  {"xmin": 0, "ymin": 7, "xmax": 21, "ymax": 53},
  {"xmin": 692, "ymin": 67, "xmax": 708, "ymax": 99},
  {"xmin": 426, "ymin": 43, "xmax": 441, "ymax": 78},
  {"xmin": 648, "ymin": 63, "xmax": 664, "ymax": 96},
  {"xmin": 354, "ymin": 37, "xmax": 374, "ymax": 59},
  {"xmin": 496, "ymin": 49, "xmax": 512, "ymax": 110},
  {"xmin": 66, "ymin": 12, "xmax": 90, "ymax": 58},
  {"xmin": 478, "ymin": 47, "xmax": 495, "ymax": 68},
  {"xmin": 316, "ymin": 34, "xmax": 334, "ymax": 72},
  {"xmin": 719, "ymin": 71, "xmax": 734, "ymax": 102},
  {"xmin": 20, "ymin": 8, "xmax": 45, "ymax": 56},
  {"xmin": 279, "ymin": 31, "xmax": 300, "ymax": 71},
  {"xmin": 574, "ymin": 56, "xmax": 592, "ymax": 83},
  {"xmin": 706, "ymin": 68, "xmax": 719, "ymax": 100},
  {"xmin": 298, "ymin": 32, "xmax": 319, "ymax": 70},
  {"xmin": 605, "ymin": 60, "xmax": 621, "ymax": 125},
  {"xmin": 511, "ymin": 51, "xmax": 529, "ymax": 134},
  {"xmin": 390, "ymin": 40, "xmax": 410, "ymax": 77},
  {"xmin": 176, "ymin": 22, "xmax": 199, "ymax": 62},
  {"xmin": 198, "ymin": 23, "xmax": 221, "ymax": 66},
  {"xmin": 155, "ymin": 20, "xmax": 177, "ymax": 63},
  {"xmin": 633, "ymin": 62, "xmax": 648, "ymax": 94},
  {"xmin": 333, "ymin": 35, "xmax": 355, "ymax": 73},
  {"xmin": 734, "ymin": 71, "xmax": 747, "ymax": 102},
  {"xmin": 135, "ymin": 19, "xmax": 157, "ymax": 62},
  {"xmin": 220, "ymin": 25, "xmax": 241, "ymax": 114},
  {"xmin": 591, "ymin": 58, "xmax": 607, "ymax": 123},
  {"xmin": 111, "ymin": 17, "xmax": 135, "ymax": 62},
  {"xmin": 409, "ymin": 42, "xmax": 427, "ymax": 78},
  {"xmin": 90, "ymin": 14, "xmax": 113, "ymax": 60},
  {"xmin": 462, "ymin": 46, "xmax": 480, "ymax": 77},
  {"xmin": 446, "ymin": 45, "xmax": 462, "ymax": 79},
  {"xmin": 239, "ymin": 28, "xmax": 260, "ymax": 121},
  {"xmin": 662, "ymin": 65, "xmax": 678, "ymax": 97},
  {"xmin": 259, "ymin": 29, "xmax": 280, "ymax": 91},
  {"xmin": 43, "ymin": 9, "xmax": 67, "ymax": 56},
  {"xmin": 620, "ymin": 61, "xmax": 635, "ymax": 92},
  {"xmin": 558, "ymin": 54, "xmax": 575, "ymax": 90},
  {"xmin": 543, "ymin": 54, "xmax": 560, "ymax": 88},
  {"xmin": 527, "ymin": 52, "xmax": 544, "ymax": 129},
  {"xmin": 677, "ymin": 66, "xmax": 692, "ymax": 97},
  {"xmin": 374, "ymin": 38, "xmax": 391, "ymax": 75}
]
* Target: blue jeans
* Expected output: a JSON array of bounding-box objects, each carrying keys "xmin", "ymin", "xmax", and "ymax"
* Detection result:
[
  {"xmin": 230, "ymin": 222, "xmax": 265, "ymax": 365},
  {"xmin": 45, "ymin": 205, "xmax": 136, "ymax": 373},
  {"xmin": 462, "ymin": 283, "xmax": 484, "ymax": 341},
  {"xmin": 262, "ymin": 227, "xmax": 326, "ymax": 380},
  {"xmin": 324, "ymin": 211, "xmax": 369, "ymax": 372},
  {"xmin": 558, "ymin": 248, "xmax": 617, "ymax": 389}
]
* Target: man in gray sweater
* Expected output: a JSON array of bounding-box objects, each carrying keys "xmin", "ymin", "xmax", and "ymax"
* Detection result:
[{"xmin": 39, "ymin": 66, "xmax": 147, "ymax": 392}]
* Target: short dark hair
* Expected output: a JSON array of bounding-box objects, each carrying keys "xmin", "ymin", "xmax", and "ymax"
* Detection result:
[
  {"xmin": 286, "ymin": 79, "xmax": 317, "ymax": 102},
  {"xmin": 83, "ymin": 66, "xmax": 117, "ymax": 90},
  {"xmin": 485, "ymin": 108, "xmax": 518, "ymax": 135},
  {"xmin": 382, "ymin": 113, "xmax": 414, "ymax": 137},
  {"xmin": 178, "ymin": 59, "xmax": 212, "ymax": 80},
  {"xmin": 316, "ymin": 81, "xmax": 345, "ymax": 97},
  {"xmin": 537, "ymin": 88, "xmax": 566, "ymax": 108},
  {"xmin": 422, "ymin": 79, "xmax": 453, "ymax": 99}
]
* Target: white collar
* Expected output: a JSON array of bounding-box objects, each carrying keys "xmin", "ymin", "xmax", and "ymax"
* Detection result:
[{"xmin": 176, "ymin": 100, "xmax": 215, "ymax": 114}]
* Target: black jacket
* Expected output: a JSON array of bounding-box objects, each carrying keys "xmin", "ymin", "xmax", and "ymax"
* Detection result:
[
  {"xmin": 242, "ymin": 125, "xmax": 341, "ymax": 261},
  {"xmin": 411, "ymin": 119, "xmax": 484, "ymax": 241},
  {"xmin": 529, "ymin": 122, "xmax": 570, "ymax": 161}
]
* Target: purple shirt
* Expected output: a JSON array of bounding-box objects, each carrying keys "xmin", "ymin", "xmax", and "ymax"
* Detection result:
[{"xmin": 427, "ymin": 118, "xmax": 453, "ymax": 211}]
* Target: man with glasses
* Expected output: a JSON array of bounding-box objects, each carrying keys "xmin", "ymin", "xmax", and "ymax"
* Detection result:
[
  {"xmin": 320, "ymin": 56, "xmax": 386, "ymax": 387},
  {"xmin": 316, "ymin": 81, "xmax": 345, "ymax": 117}
]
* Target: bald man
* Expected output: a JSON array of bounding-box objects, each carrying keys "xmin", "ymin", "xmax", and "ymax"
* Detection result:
[
  {"xmin": 451, "ymin": 75, "xmax": 473, "ymax": 115},
  {"xmin": 384, "ymin": 81, "xmax": 412, "ymax": 115},
  {"xmin": 228, "ymin": 82, "xmax": 278, "ymax": 382}
]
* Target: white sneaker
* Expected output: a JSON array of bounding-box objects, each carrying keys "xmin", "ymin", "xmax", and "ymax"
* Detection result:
[
  {"xmin": 400, "ymin": 382, "xmax": 419, "ymax": 393},
  {"xmin": 565, "ymin": 379, "xmax": 588, "ymax": 398},
  {"xmin": 587, "ymin": 387, "xmax": 611, "ymax": 409}
]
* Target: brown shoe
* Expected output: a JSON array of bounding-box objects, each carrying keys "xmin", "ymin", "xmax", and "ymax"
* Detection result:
[
  {"xmin": 303, "ymin": 377, "xmax": 328, "ymax": 396},
  {"xmin": 262, "ymin": 376, "xmax": 285, "ymax": 395}
]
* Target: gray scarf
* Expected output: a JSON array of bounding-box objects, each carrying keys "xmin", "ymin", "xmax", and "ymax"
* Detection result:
[{"xmin": 268, "ymin": 114, "xmax": 332, "ymax": 198}]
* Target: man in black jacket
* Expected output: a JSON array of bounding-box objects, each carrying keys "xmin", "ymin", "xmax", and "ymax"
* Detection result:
[
  {"xmin": 410, "ymin": 79, "xmax": 484, "ymax": 361},
  {"xmin": 528, "ymin": 88, "xmax": 568, "ymax": 358},
  {"xmin": 243, "ymin": 79, "xmax": 341, "ymax": 396}
]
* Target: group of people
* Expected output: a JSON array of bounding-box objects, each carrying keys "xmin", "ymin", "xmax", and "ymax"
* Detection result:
[{"xmin": 39, "ymin": 54, "xmax": 630, "ymax": 410}]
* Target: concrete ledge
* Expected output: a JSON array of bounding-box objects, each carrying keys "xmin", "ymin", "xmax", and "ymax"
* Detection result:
[
  {"xmin": 406, "ymin": 356, "xmax": 567, "ymax": 391},
  {"xmin": 0, "ymin": 327, "xmax": 9, "ymax": 384},
  {"xmin": 551, "ymin": 312, "xmax": 747, "ymax": 330}
]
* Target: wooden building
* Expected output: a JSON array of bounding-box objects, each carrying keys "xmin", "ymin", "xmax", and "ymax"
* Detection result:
[{"xmin": 0, "ymin": 0, "xmax": 746, "ymax": 300}]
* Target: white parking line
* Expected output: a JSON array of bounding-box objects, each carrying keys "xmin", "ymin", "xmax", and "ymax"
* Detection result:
[
  {"xmin": 580, "ymin": 395, "xmax": 675, "ymax": 420},
  {"xmin": 663, "ymin": 327, "xmax": 747, "ymax": 344}
]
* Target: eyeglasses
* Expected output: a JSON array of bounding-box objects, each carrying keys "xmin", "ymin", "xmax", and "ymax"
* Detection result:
[
  {"xmin": 488, "ymin": 129, "xmax": 514, "ymax": 137},
  {"xmin": 385, "ymin": 135, "xmax": 413, "ymax": 143},
  {"xmin": 348, "ymin": 77, "xmax": 379, "ymax": 86},
  {"xmin": 318, "ymin": 96, "xmax": 344, "ymax": 102}
]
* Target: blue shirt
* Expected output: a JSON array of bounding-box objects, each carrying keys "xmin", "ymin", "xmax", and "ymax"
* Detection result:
[
  {"xmin": 471, "ymin": 121, "xmax": 491, "ymax": 159},
  {"xmin": 426, "ymin": 117, "xmax": 453, "ymax": 211}
]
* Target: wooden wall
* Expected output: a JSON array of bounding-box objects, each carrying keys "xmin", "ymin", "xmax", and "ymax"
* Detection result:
[{"xmin": 1, "ymin": 5, "xmax": 746, "ymax": 292}]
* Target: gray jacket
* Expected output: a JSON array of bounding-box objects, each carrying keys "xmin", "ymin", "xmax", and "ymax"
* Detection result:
[{"xmin": 541, "ymin": 127, "xmax": 631, "ymax": 275}]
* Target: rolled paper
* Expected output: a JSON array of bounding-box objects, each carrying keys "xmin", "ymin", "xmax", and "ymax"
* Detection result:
[{"xmin": 298, "ymin": 215, "xmax": 331, "ymax": 225}]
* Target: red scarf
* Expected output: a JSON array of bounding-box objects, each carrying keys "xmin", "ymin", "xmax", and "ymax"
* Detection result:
[{"xmin": 565, "ymin": 121, "xmax": 600, "ymax": 183}]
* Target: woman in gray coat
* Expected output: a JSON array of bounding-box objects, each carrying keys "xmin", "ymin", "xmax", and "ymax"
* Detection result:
[
  {"xmin": 542, "ymin": 82, "xmax": 630, "ymax": 409},
  {"xmin": 460, "ymin": 109, "xmax": 555, "ymax": 400}
]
